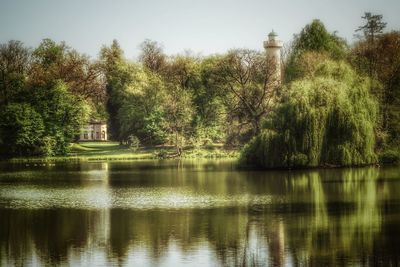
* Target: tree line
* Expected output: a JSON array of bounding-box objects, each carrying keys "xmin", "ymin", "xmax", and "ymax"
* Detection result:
[
  {"xmin": 0, "ymin": 39, "xmax": 105, "ymax": 156},
  {"xmin": 1, "ymin": 12, "xmax": 399, "ymax": 166},
  {"xmin": 100, "ymin": 39, "xmax": 279, "ymax": 154}
]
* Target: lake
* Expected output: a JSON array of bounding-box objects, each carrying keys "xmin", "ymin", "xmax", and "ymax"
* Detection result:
[{"xmin": 0, "ymin": 160, "xmax": 399, "ymax": 266}]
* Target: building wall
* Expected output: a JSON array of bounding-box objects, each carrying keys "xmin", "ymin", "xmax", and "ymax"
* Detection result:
[{"xmin": 79, "ymin": 124, "xmax": 108, "ymax": 141}]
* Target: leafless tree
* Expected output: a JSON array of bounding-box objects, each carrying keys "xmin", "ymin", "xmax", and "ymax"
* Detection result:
[{"xmin": 214, "ymin": 49, "xmax": 280, "ymax": 137}]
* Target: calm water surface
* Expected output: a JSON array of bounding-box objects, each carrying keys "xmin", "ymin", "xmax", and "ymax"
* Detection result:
[{"xmin": 0, "ymin": 160, "xmax": 399, "ymax": 266}]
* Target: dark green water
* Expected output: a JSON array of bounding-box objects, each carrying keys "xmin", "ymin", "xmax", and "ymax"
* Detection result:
[{"xmin": 0, "ymin": 160, "xmax": 399, "ymax": 267}]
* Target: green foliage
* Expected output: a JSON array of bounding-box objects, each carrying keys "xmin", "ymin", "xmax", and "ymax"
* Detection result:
[
  {"xmin": 100, "ymin": 40, "xmax": 125, "ymax": 140},
  {"xmin": 40, "ymin": 136, "xmax": 57, "ymax": 157},
  {"xmin": 0, "ymin": 40, "xmax": 30, "ymax": 106},
  {"xmin": 33, "ymin": 39, "xmax": 66, "ymax": 67},
  {"xmin": 116, "ymin": 65, "xmax": 168, "ymax": 144},
  {"xmin": 295, "ymin": 20, "xmax": 346, "ymax": 56},
  {"xmin": 0, "ymin": 103, "xmax": 44, "ymax": 156},
  {"xmin": 29, "ymin": 81, "xmax": 89, "ymax": 155},
  {"xmin": 127, "ymin": 135, "xmax": 140, "ymax": 151},
  {"xmin": 351, "ymin": 31, "xmax": 400, "ymax": 149},
  {"xmin": 31, "ymin": 39, "xmax": 105, "ymax": 103},
  {"xmin": 378, "ymin": 149, "xmax": 400, "ymax": 164},
  {"xmin": 286, "ymin": 20, "xmax": 347, "ymax": 81},
  {"xmin": 2, "ymin": 18, "xmax": 400, "ymax": 165},
  {"xmin": 0, "ymin": 39, "xmax": 98, "ymax": 158},
  {"xmin": 142, "ymin": 108, "xmax": 167, "ymax": 144},
  {"xmin": 0, "ymin": 80, "xmax": 89, "ymax": 157},
  {"xmin": 241, "ymin": 59, "xmax": 378, "ymax": 168},
  {"xmin": 100, "ymin": 39, "xmax": 124, "ymax": 74},
  {"xmin": 163, "ymin": 85, "xmax": 194, "ymax": 148},
  {"xmin": 201, "ymin": 50, "xmax": 277, "ymax": 143}
]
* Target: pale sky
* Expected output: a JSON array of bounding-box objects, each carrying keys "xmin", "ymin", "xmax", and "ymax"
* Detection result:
[{"xmin": 0, "ymin": 0, "xmax": 399, "ymax": 60}]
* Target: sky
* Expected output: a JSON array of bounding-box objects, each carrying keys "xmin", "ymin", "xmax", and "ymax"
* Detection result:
[{"xmin": 0, "ymin": 0, "xmax": 399, "ymax": 60}]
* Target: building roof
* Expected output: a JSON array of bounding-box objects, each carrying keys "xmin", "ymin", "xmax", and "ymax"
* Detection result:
[{"xmin": 268, "ymin": 30, "xmax": 278, "ymax": 37}]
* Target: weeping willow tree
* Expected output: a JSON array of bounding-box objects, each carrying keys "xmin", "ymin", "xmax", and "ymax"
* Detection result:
[{"xmin": 241, "ymin": 57, "xmax": 378, "ymax": 168}]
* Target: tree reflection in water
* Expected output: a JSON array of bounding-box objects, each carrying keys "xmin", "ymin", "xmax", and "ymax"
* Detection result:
[{"xmin": 0, "ymin": 161, "xmax": 399, "ymax": 266}]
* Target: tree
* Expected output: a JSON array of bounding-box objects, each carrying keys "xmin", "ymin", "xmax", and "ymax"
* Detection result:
[
  {"xmin": 118, "ymin": 66, "xmax": 167, "ymax": 145},
  {"xmin": 100, "ymin": 39, "xmax": 124, "ymax": 75},
  {"xmin": 210, "ymin": 49, "xmax": 279, "ymax": 143},
  {"xmin": 285, "ymin": 20, "xmax": 347, "ymax": 81},
  {"xmin": 162, "ymin": 85, "xmax": 194, "ymax": 154},
  {"xmin": 356, "ymin": 12, "xmax": 387, "ymax": 42},
  {"xmin": 138, "ymin": 39, "xmax": 166, "ymax": 73},
  {"xmin": 0, "ymin": 40, "xmax": 30, "ymax": 106},
  {"xmin": 293, "ymin": 20, "xmax": 347, "ymax": 57},
  {"xmin": 163, "ymin": 53, "xmax": 201, "ymax": 90},
  {"xmin": 99, "ymin": 40, "xmax": 125, "ymax": 140},
  {"xmin": 352, "ymin": 13, "xmax": 387, "ymax": 82},
  {"xmin": 0, "ymin": 40, "xmax": 98, "ymax": 157},
  {"xmin": 375, "ymin": 32, "xmax": 400, "ymax": 145},
  {"xmin": 350, "ymin": 14, "xmax": 400, "ymax": 149},
  {"xmin": 162, "ymin": 52, "xmax": 227, "ymax": 145},
  {"xmin": 29, "ymin": 81, "xmax": 89, "ymax": 155},
  {"xmin": 194, "ymin": 56, "xmax": 228, "ymax": 143},
  {"xmin": 0, "ymin": 103, "xmax": 44, "ymax": 156},
  {"xmin": 31, "ymin": 39, "xmax": 105, "ymax": 103},
  {"xmin": 351, "ymin": 30, "xmax": 400, "ymax": 148},
  {"xmin": 241, "ymin": 59, "xmax": 378, "ymax": 168}
]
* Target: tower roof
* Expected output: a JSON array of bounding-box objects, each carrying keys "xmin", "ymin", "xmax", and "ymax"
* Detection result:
[
  {"xmin": 264, "ymin": 29, "xmax": 283, "ymax": 49},
  {"xmin": 268, "ymin": 30, "xmax": 278, "ymax": 37}
]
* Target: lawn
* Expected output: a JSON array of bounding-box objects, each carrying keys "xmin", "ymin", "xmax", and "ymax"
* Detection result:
[
  {"xmin": 68, "ymin": 142, "xmax": 159, "ymax": 160},
  {"xmin": 7, "ymin": 142, "xmax": 239, "ymax": 163}
]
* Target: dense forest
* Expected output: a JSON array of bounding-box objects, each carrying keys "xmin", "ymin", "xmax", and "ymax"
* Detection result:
[{"xmin": 0, "ymin": 13, "xmax": 399, "ymax": 167}]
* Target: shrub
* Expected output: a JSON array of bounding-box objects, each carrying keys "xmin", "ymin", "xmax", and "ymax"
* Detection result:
[
  {"xmin": 379, "ymin": 149, "xmax": 400, "ymax": 164},
  {"xmin": 127, "ymin": 135, "xmax": 140, "ymax": 151}
]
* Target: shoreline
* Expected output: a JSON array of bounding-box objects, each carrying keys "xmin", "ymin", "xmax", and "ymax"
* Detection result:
[
  {"xmin": 2, "ymin": 142, "xmax": 240, "ymax": 163},
  {"xmin": 2, "ymin": 142, "xmax": 398, "ymax": 169}
]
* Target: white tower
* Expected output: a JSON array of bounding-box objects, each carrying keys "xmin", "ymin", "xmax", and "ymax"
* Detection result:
[{"xmin": 264, "ymin": 30, "xmax": 283, "ymax": 84}]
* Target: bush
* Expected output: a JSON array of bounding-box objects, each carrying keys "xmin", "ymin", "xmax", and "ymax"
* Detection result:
[
  {"xmin": 40, "ymin": 136, "xmax": 57, "ymax": 157},
  {"xmin": 154, "ymin": 149, "xmax": 168, "ymax": 159},
  {"xmin": 127, "ymin": 135, "xmax": 140, "ymax": 151},
  {"xmin": 379, "ymin": 149, "xmax": 400, "ymax": 164}
]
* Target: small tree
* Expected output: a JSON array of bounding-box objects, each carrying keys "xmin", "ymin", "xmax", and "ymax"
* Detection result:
[
  {"xmin": 162, "ymin": 86, "xmax": 194, "ymax": 154},
  {"xmin": 127, "ymin": 135, "xmax": 140, "ymax": 151}
]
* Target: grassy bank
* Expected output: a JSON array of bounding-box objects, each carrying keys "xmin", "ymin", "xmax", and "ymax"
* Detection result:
[{"xmin": 6, "ymin": 142, "xmax": 239, "ymax": 163}]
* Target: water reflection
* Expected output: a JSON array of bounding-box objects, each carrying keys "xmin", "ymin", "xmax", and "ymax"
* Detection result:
[{"xmin": 0, "ymin": 161, "xmax": 400, "ymax": 266}]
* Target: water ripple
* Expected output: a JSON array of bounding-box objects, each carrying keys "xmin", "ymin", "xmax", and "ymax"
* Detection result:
[{"xmin": 0, "ymin": 185, "xmax": 276, "ymax": 210}]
